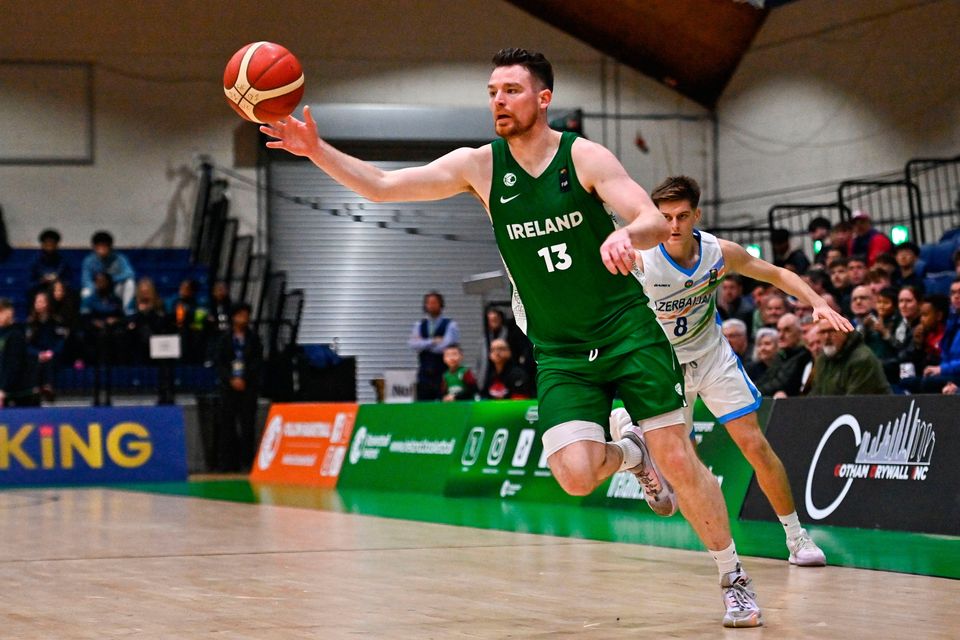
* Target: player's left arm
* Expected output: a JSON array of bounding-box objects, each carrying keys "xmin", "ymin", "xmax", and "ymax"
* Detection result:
[
  {"xmin": 571, "ymin": 139, "xmax": 668, "ymax": 275},
  {"xmin": 719, "ymin": 239, "xmax": 853, "ymax": 332}
]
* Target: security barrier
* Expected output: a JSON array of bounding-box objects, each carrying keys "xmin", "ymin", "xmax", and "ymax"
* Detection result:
[{"xmin": 0, "ymin": 406, "xmax": 187, "ymax": 485}]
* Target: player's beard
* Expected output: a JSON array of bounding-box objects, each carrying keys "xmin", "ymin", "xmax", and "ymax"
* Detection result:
[{"xmin": 495, "ymin": 112, "xmax": 536, "ymax": 140}]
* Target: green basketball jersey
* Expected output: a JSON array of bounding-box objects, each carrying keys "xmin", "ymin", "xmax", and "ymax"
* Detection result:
[{"xmin": 489, "ymin": 131, "xmax": 658, "ymax": 353}]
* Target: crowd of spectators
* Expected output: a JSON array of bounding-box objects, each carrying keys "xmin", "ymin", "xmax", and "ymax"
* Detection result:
[
  {"xmin": 719, "ymin": 214, "xmax": 960, "ymax": 396},
  {"xmin": 0, "ymin": 228, "xmax": 241, "ymax": 406}
]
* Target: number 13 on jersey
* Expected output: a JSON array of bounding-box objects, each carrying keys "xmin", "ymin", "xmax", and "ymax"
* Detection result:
[{"xmin": 537, "ymin": 243, "xmax": 572, "ymax": 273}]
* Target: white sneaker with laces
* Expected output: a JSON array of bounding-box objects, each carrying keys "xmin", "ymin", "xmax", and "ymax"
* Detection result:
[
  {"xmin": 788, "ymin": 529, "xmax": 827, "ymax": 566},
  {"xmin": 720, "ymin": 564, "xmax": 763, "ymax": 628},
  {"xmin": 608, "ymin": 408, "xmax": 677, "ymax": 517}
]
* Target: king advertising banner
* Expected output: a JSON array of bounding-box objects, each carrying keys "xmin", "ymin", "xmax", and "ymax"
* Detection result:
[
  {"xmin": 740, "ymin": 396, "xmax": 958, "ymax": 535},
  {"xmin": 0, "ymin": 406, "xmax": 187, "ymax": 485}
]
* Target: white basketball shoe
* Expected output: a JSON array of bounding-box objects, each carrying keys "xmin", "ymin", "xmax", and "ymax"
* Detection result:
[
  {"xmin": 609, "ymin": 408, "xmax": 677, "ymax": 517},
  {"xmin": 720, "ymin": 564, "xmax": 763, "ymax": 628},
  {"xmin": 787, "ymin": 529, "xmax": 827, "ymax": 566}
]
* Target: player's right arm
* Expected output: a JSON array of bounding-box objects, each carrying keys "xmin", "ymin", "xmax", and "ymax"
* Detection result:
[{"xmin": 261, "ymin": 106, "xmax": 488, "ymax": 204}]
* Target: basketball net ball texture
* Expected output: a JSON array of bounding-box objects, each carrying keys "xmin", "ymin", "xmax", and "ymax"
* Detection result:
[{"xmin": 223, "ymin": 42, "xmax": 305, "ymax": 124}]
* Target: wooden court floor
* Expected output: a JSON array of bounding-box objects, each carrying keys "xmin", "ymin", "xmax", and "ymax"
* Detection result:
[{"xmin": 0, "ymin": 487, "xmax": 957, "ymax": 639}]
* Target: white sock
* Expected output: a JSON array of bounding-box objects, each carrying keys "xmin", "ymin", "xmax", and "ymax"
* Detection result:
[
  {"xmin": 710, "ymin": 541, "xmax": 740, "ymax": 576},
  {"xmin": 613, "ymin": 438, "xmax": 642, "ymax": 471},
  {"xmin": 778, "ymin": 512, "xmax": 803, "ymax": 540}
]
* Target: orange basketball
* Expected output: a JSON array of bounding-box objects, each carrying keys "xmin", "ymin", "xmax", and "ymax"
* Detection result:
[{"xmin": 223, "ymin": 42, "xmax": 305, "ymax": 124}]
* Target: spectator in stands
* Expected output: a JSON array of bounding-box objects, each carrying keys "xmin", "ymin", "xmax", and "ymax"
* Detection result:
[
  {"xmin": 207, "ymin": 280, "xmax": 232, "ymax": 335},
  {"xmin": 872, "ymin": 286, "xmax": 900, "ymax": 344},
  {"xmin": 803, "ymin": 268, "xmax": 832, "ymax": 297},
  {"xmin": 0, "ymin": 298, "xmax": 39, "ymax": 407},
  {"xmin": 810, "ymin": 317, "xmax": 891, "ymax": 395},
  {"xmin": 169, "ymin": 278, "xmax": 208, "ymax": 364},
  {"xmin": 900, "ymin": 294, "xmax": 949, "ymax": 385},
  {"xmin": 828, "ymin": 220, "xmax": 853, "ymax": 259},
  {"xmin": 866, "ymin": 266, "xmax": 893, "ymax": 297},
  {"xmin": 440, "ymin": 344, "xmax": 478, "ymax": 401},
  {"xmin": 760, "ymin": 292, "xmax": 789, "ymax": 329},
  {"xmin": 771, "ymin": 228, "xmax": 810, "ymax": 274},
  {"xmin": 480, "ymin": 338, "xmax": 532, "ymax": 400},
  {"xmin": 745, "ymin": 327, "xmax": 778, "ymax": 381},
  {"xmin": 873, "ymin": 252, "xmax": 898, "ymax": 277},
  {"xmin": 479, "ymin": 305, "xmax": 534, "ymax": 387},
  {"xmin": 893, "ymin": 242, "xmax": 925, "ymax": 291},
  {"xmin": 900, "ymin": 280, "xmax": 960, "ymax": 394},
  {"xmin": 848, "ymin": 210, "xmax": 893, "ymax": 266},
  {"xmin": 827, "ymin": 257, "xmax": 853, "ymax": 315},
  {"xmin": 721, "ymin": 318, "xmax": 750, "ymax": 362},
  {"xmin": 81, "ymin": 231, "xmax": 136, "ymax": 315},
  {"xmin": 717, "ymin": 274, "xmax": 755, "ymax": 335},
  {"xmin": 29, "ymin": 228, "xmax": 72, "ymax": 298},
  {"xmin": 127, "ymin": 277, "xmax": 169, "ymax": 364},
  {"xmin": 850, "ymin": 285, "xmax": 898, "ymax": 365},
  {"xmin": 49, "ymin": 279, "xmax": 81, "ymax": 365},
  {"xmin": 755, "ymin": 313, "xmax": 810, "ymax": 397},
  {"xmin": 214, "ymin": 302, "xmax": 262, "ymax": 472},
  {"xmin": 25, "ymin": 291, "xmax": 66, "ymax": 402},
  {"xmin": 408, "ymin": 291, "xmax": 460, "ymax": 401},
  {"xmin": 81, "ymin": 272, "xmax": 126, "ymax": 366},
  {"xmin": 799, "ymin": 321, "xmax": 822, "ymax": 395},
  {"xmin": 847, "ymin": 254, "xmax": 868, "ymax": 288},
  {"xmin": 807, "ymin": 216, "xmax": 832, "ymax": 265}
]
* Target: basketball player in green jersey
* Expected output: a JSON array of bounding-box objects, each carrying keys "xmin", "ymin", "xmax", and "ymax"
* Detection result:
[{"xmin": 262, "ymin": 48, "xmax": 762, "ymax": 627}]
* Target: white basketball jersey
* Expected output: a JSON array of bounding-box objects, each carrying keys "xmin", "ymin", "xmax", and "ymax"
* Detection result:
[{"xmin": 638, "ymin": 229, "xmax": 726, "ymax": 364}]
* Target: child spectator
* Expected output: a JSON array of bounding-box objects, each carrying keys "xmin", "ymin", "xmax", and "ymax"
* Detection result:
[
  {"xmin": 440, "ymin": 344, "xmax": 477, "ymax": 401},
  {"xmin": 29, "ymin": 229, "xmax": 72, "ymax": 298},
  {"xmin": 169, "ymin": 278, "xmax": 208, "ymax": 363},
  {"xmin": 846, "ymin": 254, "xmax": 868, "ymax": 287},
  {"xmin": 81, "ymin": 231, "xmax": 136, "ymax": 315},
  {"xmin": 25, "ymin": 291, "xmax": 67, "ymax": 402}
]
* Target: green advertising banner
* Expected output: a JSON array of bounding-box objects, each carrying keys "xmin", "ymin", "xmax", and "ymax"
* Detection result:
[
  {"xmin": 337, "ymin": 402, "xmax": 471, "ymax": 493},
  {"xmin": 445, "ymin": 400, "xmax": 579, "ymax": 504},
  {"xmin": 583, "ymin": 399, "xmax": 761, "ymax": 517}
]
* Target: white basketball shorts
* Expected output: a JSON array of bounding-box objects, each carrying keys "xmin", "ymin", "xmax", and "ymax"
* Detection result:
[{"xmin": 681, "ymin": 338, "xmax": 761, "ymax": 429}]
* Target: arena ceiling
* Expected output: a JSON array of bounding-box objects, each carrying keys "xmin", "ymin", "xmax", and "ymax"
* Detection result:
[{"xmin": 505, "ymin": 0, "xmax": 797, "ymax": 109}]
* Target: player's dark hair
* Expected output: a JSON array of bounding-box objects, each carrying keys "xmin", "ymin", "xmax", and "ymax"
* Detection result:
[
  {"xmin": 650, "ymin": 176, "xmax": 701, "ymax": 208},
  {"xmin": 492, "ymin": 48, "xmax": 553, "ymax": 91}
]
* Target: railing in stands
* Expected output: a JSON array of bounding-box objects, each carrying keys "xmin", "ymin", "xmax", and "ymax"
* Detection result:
[
  {"xmin": 838, "ymin": 179, "xmax": 924, "ymax": 244},
  {"xmin": 767, "ymin": 202, "xmax": 851, "ymax": 263},
  {"xmin": 905, "ymin": 156, "xmax": 960, "ymax": 243}
]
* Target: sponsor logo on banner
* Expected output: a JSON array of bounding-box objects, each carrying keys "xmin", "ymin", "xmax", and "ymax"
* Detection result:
[
  {"xmin": 348, "ymin": 427, "xmax": 455, "ymax": 464},
  {"xmin": 250, "ymin": 403, "xmax": 357, "ymax": 487},
  {"xmin": 0, "ymin": 406, "xmax": 186, "ymax": 485},
  {"xmin": 805, "ymin": 400, "xmax": 935, "ymax": 520}
]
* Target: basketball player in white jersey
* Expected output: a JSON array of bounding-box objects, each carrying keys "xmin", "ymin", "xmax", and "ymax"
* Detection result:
[{"xmin": 611, "ymin": 175, "xmax": 853, "ymax": 566}]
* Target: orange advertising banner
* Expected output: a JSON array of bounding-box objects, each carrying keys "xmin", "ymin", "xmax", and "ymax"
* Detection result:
[{"xmin": 249, "ymin": 403, "xmax": 357, "ymax": 486}]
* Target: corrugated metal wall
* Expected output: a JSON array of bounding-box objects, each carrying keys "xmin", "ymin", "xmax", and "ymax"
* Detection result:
[{"xmin": 268, "ymin": 160, "xmax": 508, "ymax": 403}]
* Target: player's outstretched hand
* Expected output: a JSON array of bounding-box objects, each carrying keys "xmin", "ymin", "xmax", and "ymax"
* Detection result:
[
  {"xmin": 260, "ymin": 105, "xmax": 321, "ymax": 159},
  {"xmin": 813, "ymin": 304, "xmax": 854, "ymax": 333},
  {"xmin": 600, "ymin": 228, "xmax": 637, "ymax": 275}
]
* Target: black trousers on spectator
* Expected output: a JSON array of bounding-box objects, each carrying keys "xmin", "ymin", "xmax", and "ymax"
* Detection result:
[{"xmin": 217, "ymin": 386, "xmax": 259, "ymax": 472}]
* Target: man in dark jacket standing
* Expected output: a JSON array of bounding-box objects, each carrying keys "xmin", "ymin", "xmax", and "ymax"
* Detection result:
[
  {"xmin": 810, "ymin": 317, "xmax": 891, "ymax": 395},
  {"xmin": 214, "ymin": 303, "xmax": 262, "ymax": 471},
  {"xmin": 0, "ymin": 298, "xmax": 39, "ymax": 407}
]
